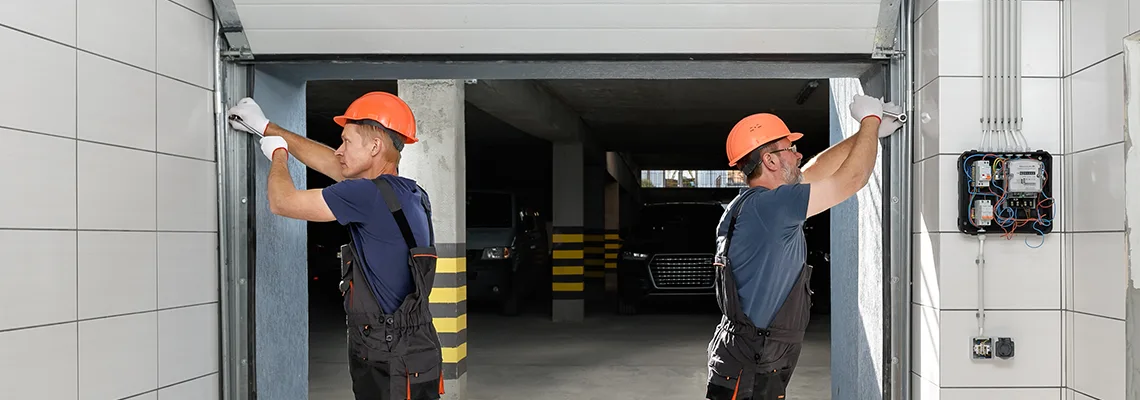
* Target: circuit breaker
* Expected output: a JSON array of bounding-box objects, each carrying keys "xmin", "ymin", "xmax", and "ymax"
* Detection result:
[{"xmin": 957, "ymin": 150, "xmax": 1055, "ymax": 235}]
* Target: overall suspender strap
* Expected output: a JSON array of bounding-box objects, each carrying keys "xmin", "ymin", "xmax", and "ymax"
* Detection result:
[{"xmin": 371, "ymin": 178, "xmax": 421, "ymax": 250}]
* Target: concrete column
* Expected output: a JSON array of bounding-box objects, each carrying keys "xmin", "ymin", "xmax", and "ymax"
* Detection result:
[
  {"xmin": 397, "ymin": 79, "xmax": 468, "ymax": 399},
  {"xmin": 603, "ymin": 181, "xmax": 621, "ymax": 293},
  {"xmin": 251, "ymin": 66, "xmax": 309, "ymax": 400},
  {"xmin": 583, "ymin": 161, "xmax": 607, "ymax": 301},
  {"xmin": 552, "ymin": 141, "xmax": 586, "ymax": 322}
]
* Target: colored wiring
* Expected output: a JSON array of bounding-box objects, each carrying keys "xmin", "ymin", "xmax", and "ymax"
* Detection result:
[{"xmin": 961, "ymin": 154, "xmax": 1054, "ymax": 248}]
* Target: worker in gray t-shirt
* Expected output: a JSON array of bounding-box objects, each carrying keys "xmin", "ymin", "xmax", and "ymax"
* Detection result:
[{"xmin": 705, "ymin": 94, "xmax": 905, "ymax": 400}]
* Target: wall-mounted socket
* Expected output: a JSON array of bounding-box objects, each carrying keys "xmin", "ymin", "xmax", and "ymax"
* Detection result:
[
  {"xmin": 995, "ymin": 337, "xmax": 1015, "ymax": 359},
  {"xmin": 972, "ymin": 337, "xmax": 993, "ymax": 359}
]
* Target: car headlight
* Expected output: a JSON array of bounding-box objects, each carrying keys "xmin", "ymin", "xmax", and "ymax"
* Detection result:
[
  {"xmin": 622, "ymin": 251, "xmax": 648, "ymax": 261},
  {"xmin": 482, "ymin": 247, "xmax": 511, "ymax": 260}
]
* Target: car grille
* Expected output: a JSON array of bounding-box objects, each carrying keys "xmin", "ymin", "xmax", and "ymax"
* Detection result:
[{"xmin": 648, "ymin": 254, "xmax": 715, "ymax": 289}]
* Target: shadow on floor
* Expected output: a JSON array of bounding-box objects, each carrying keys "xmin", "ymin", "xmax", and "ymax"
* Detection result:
[{"xmin": 308, "ymin": 294, "xmax": 831, "ymax": 400}]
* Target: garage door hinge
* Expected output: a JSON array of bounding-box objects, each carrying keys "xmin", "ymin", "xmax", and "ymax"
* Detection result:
[
  {"xmin": 221, "ymin": 47, "xmax": 254, "ymax": 62},
  {"xmin": 872, "ymin": 47, "xmax": 906, "ymax": 59}
]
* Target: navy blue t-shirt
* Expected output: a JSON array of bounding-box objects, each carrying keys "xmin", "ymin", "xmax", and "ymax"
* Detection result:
[
  {"xmin": 322, "ymin": 175, "xmax": 432, "ymax": 314},
  {"xmin": 717, "ymin": 183, "xmax": 811, "ymax": 328}
]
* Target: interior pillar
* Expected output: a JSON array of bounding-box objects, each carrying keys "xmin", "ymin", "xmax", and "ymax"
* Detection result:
[
  {"xmin": 552, "ymin": 141, "xmax": 586, "ymax": 322},
  {"xmin": 396, "ymin": 79, "xmax": 468, "ymax": 399},
  {"xmin": 583, "ymin": 161, "xmax": 607, "ymax": 302},
  {"xmin": 603, "ymin": 180, "xmax": 621, "ymax": 293},
  {"xmin": 251, "ymin": 66, "xmax": 309, "ymax": 400}
]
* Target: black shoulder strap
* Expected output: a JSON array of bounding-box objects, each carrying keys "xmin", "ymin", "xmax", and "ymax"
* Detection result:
[
  {"xmin": 372, "ymin": 178, "xmax": 420, "ymax": 250},
  {"xmin": 722, "ymin": 187, "xmax": 759, "ymax": 252}
]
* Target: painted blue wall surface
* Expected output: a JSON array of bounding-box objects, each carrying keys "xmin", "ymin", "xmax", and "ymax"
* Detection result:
[
  {"xmin": 252, "ymin": 66, "xmax": 309, "ymax": 400},
  {"xmin": 828, "ymin": 78, "xmax": 884, "ymax": 400}
]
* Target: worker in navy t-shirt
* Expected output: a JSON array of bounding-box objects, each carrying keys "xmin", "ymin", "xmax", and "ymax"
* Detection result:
[
  {"xmin": 705, "ymin": 95, "xmax": 904, "ymax": 400},
  {"xmin": 226, "ymin": 92, "xmax": 445, "ymax": 400},
  {"xmin": 322, "ymin": 174, "xmax": 430, "ymax": 313}
]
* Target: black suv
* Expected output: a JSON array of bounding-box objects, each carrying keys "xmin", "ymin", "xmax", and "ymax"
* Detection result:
[{"xmin": 617, "ymin": 201, "xmax": 726, "ymax": 314}]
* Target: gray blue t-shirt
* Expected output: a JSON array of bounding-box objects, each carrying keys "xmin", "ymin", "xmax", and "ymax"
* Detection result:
[
  {"xmin": 717, "ymin": 183, "xmax": 811, "ymax": 328},
  {"xmin": 322, "ymin": 175, "xmax": 432, "ymax": 314}
]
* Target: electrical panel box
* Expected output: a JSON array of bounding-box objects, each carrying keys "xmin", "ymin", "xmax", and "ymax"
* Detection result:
[{"xmin": 957, "ymin": 150, "xmax": 1054, "ymax": 235}]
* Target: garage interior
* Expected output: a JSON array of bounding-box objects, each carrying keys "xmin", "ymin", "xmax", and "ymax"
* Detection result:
[{"xmin": 301, "ymin": 78, "xmax": 837, "ymax": 399}]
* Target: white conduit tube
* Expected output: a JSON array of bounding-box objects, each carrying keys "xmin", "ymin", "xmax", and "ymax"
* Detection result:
[
  {"xmin": 997, "ymin": 0, "xmax": 1006, "ymax": 151},
  {"xmin": 1015, "ymin": 0, "xmax": 1028, "ymax": 150},
  {"xmin": 983, "ymin": 0, "xmax": 992, "ymax": 151}
]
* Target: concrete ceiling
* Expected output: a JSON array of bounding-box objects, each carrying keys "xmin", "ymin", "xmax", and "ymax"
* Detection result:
[{"xmin": 305, "ymin": 78, "xmax": 832, "ymax": 171}]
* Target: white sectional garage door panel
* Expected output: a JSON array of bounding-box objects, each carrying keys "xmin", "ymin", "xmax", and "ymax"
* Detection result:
[{"xmin": 232, "ymin": 0, "xmax": 882, "ymax": 55}]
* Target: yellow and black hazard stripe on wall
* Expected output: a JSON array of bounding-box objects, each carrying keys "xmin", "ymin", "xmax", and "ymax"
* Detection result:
[
  {"xmin": 584, "ymin": 229, "xmax": 606, "ymax": 282},
  {"xmin": 604, "ymin": 230, "xmax": 621, "ymax": 272},
  {"xmin": 552, "ymin": 227, "xmax": 585, "ymax": 299},
  {"xmin": 430, "ymin": 243, "xmax": 467, "ymax": 380}
]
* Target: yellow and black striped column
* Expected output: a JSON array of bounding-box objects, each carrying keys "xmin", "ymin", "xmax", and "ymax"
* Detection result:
[
  {"xmin": 584, "ymin": 229, "xmax": 607, "ymax": 297},
  {"xmin": 552, "ymin": 227, "xmax": 585, "ymax": 322},
  {"xmin": 604, "ymin": 230, "xmax": 621, "ymax": 292},
  {"xmin": 430, "ymin": 243, "xmax": 467, "ymax": 382}
]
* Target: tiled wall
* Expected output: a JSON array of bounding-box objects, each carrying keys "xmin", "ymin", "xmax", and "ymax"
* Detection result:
[
  {"xmin": 913, "ymin": 0, "xmax": 1128, "ymax": 399},
  {"xmin": 0, "ymin": 0, "xmax": 221, "ymax": 398}
]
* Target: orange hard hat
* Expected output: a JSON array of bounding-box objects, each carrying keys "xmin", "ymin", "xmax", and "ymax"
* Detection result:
[
  {"xmin": 333, "ymin": 91, "xmax": 418, "ymax": 144},
  {"xmin": 725, "ymin": 113, "xmax": 803, "ymax": 167}
]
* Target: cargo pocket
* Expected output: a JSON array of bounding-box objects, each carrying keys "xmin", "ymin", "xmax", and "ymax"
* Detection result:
[
  {"xmin": 753, "ymin": 368, "xmax": 787, "ymax": 400},
  {"xmin": 403, "ymin": 348, "xmax": 443, "ymax": 399}
]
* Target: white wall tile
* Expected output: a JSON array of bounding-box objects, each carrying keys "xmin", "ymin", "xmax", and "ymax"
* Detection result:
[
  {"xmin": 133, "ymin": 393, "xmax": 158, "ymax": 400},
  {"xmin": 157, "ymin": 373, "xmax": 219, "ymax": 400},
  {"xmin": 77, "ymin": 52, "xmax": 157, "ymax": 151},
  {"xmin": 0, "ymin": 129, "xmax": 77, "ymax": 229},
  {"xmin": 77, "ymin": 142, "xmax": 158, "ymax": 231},
  {"xmin": 1132, "ymin": 0, "xmax": 1140, "ymax": 35},
  {"xmin": 0, "ymin": 0, "xmax": 77, "ymax": 45},
  {"xmin": 1066, "ymin": 388, "xmax": 1098, "ymax": 400},
  {"xmin": 0, "ymin": 29, "xmax": 76, "ymax": 138},
  {"xmin": 1069, "ymin": 54, "xmax": 1125, "ymax": 153},
  {"xmin": 926, "ymin": 77, "xmax": 1061, "ymax": 157},
  {"xmin": 916, "ymin": 78, "xmax": 940, "ymax": 161},
  {"xmin": 919, "ymin": 232, "xmax": 1061, "ymax": 311},
  {"xmin": 912, "ymin": 304, "xmax": 941, "ymax": 386},
  {"xmin": 78, "ymin": 232, "xmax": 158, "ymax": 319},
  {"xmin": 1068, "ymin": 0, "xmax": 1128, "ymax": 73},
  {"xmin": 0, "ymin": 323, "xmax": 78, "ymax": 399},
  {"xmin": 915, "ymin": 156, "xmax": 946, "ymax": 233},
  {"xmin": 157, "ymin": 155, "xmax": 218, "ymax": 232},
  {"xmin": 1070, "ymin": 313, "xmax": 1125, "ymax": 400},
  {"xmin": 913, "ymin": 372, "xmax": 940, "ymax": 400},
  {"xmin": 939, "ymin": 310, "xmax": 1062, "ymax": 387},
  {"xmin": 158, "ymin": 304, "xmax": 219, "ymax": 386},
  {"xmin": 1070, "ymin": 233, "xmax": 1127, "ymax": 319},
  {"xmin": 157, "ymin": 77, "xmax": 215, "ymax": 160},
  {"xmin": 79, "ymin": 313, "xmax": 158, "ymax": 400},
  {"xmin": 77, "ymin": 0, "xmax": 157, "ymax": 70},
  {"xmin": 158, "ymin": 232, "xmax": 218, "ymax": 308},
  {"xmin": 157, "ymin": 0, "xmax": 214, "ymax": 89},
  {"xmin": 1069, "ymin": 144, "xmax": 1126, "ymax": 232},
  {"xmin": 0, "ymin": 231, "xmax": 77, "ymax": 331},
  {"xmin": 912, "ymin": 0, "xmax": 1062, "ymax": 82},
  {"xmin": 940, "ymin": 388, "xmax": 1061, "ymax": 400},
  {"xmin": 913, "ymin": 232, "xmax": 940, "ymax": 308},
  {"xmin": 170, "ymin": 0, "xmax": 214, "ymax": 20},
  {"xmin": 916, "ymin": 3, "xmax": 940, "ymax": 89}
]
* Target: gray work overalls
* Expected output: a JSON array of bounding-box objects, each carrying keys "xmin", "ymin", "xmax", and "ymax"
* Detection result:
[
  {"xmin": 706, "ymin": 189, "xmax": 814, "ymax": 400},
  {"xmin": 338, "ymin": 178, "xmax": 444, "ymax": 400}
]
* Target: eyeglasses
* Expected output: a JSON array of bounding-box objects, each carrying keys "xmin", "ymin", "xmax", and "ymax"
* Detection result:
[{"xmin": 768, "ymin": 144, "xmax": 797, "ymax": 155}]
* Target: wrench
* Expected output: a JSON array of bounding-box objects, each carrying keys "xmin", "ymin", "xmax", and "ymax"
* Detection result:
[
  {"xmin": 883, "ymin": 110, "xmax": 908, "ymax": 123},
  {"xmin": 228, "ymin": 114, "xmax": 264, "ymax": 138}
]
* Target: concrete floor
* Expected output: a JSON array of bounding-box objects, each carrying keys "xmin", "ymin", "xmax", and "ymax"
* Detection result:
[{"xmin": 308, "ymin": 296, "xmax": 831, "ymax": 400}]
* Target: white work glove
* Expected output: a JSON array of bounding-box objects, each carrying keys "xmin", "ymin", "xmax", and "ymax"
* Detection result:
[
  {"xmin": 848, "ymin": 94, "xmax": 885, "ymax": 123},
  {"xmin": 878, "ymin": 102, "xmax": 904, "ymax": 138},
  {"xmin": 259, "ymin": 136, "xmax": 288, "ymax": 161},
  {"xmin": 226, "ymin": 97, "xmax": 270, "ymax": 136}
]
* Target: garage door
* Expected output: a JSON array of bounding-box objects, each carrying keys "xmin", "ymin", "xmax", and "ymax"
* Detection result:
[{"xmin": 222, "ymin": 0, "xmax": 886, "ymax": 56}]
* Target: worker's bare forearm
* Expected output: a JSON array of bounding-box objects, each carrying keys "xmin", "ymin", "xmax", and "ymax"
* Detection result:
[
  {"xmin": 801, "ymin": 134, "xmax": 858, "ymax": 183},
  {"xmin": 264, "ymin": 123, "xmax": 346, "ymax": 181},
  {"xmin": 267, "ymin": 150, "xmax": 295, "ymax": 215},
  {"xmin": 834, "ymin": 119, "xmax": 881, "ymax": 190}
]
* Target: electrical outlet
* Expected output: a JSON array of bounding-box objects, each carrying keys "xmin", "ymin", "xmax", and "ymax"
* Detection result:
[
  {"xmin": 995, "ymin": 337, "xmax": 1015, "ymax": 359},
  {"xmin": 972, "ymin": 337, "xmax": 993, "ymax": 359}
]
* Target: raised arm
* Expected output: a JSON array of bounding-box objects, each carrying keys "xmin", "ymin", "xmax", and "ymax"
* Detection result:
[
  {"xmin": 801, "ymin": 102, "xmax": 904, "ymax": 184},
  {"xmin": 227, "ymin": 98, "xmax": 347, "ymax": 182},
  {"xmin": 805, "ymin": 96, "xmax": 890, "ymax": 217}
]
